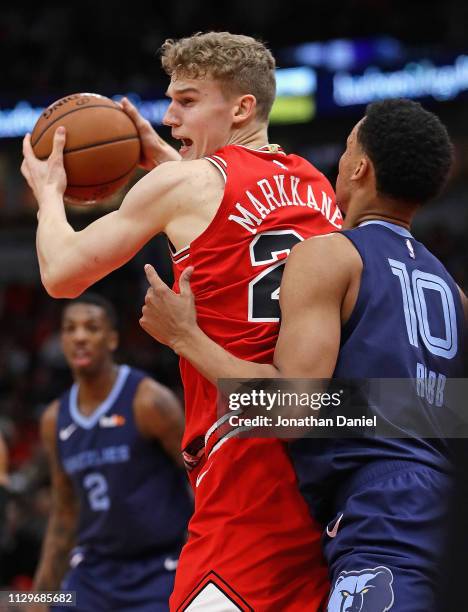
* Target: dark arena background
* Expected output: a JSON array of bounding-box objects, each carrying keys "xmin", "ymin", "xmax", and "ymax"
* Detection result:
[{"xmin": 0, "ymin": 1, "xmax": 467, "ymax": 608}]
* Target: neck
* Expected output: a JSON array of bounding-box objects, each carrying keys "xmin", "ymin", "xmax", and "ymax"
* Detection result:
[
  {"xmin": 343, "ymin": 194, "xmax": 416, "ymax": 230},
  {"xmin": 346, "ymin": 212, "xmax": 412, "ymax": 230},
  {"xmin": 75, "ymin": 363, "xmax": 118, "ymax": 416},
  {"xmin": 226, "ymin": 122, "xmax": 269, "ymax": 150}
]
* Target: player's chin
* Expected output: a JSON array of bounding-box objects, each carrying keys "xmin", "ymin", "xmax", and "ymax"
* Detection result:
[
  {"xmin": 181, "ymin": 141, "xmax": 202, "ymax": 160},
  {"xmin": 179, "ymin": 148, "xmax": 194, "ymax": 160},
  {"xmin": 70, "ymin": 359, "xmax": 96, "ymax": 376},
  {"xmin": 335, "ymin": 194, "xmax": 348, "ymax": 215}
]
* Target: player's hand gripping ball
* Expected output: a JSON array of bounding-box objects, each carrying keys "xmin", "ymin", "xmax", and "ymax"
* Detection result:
[{"xmin": 31, "ymin": 93, "xmax": 141, "ymax": 204}]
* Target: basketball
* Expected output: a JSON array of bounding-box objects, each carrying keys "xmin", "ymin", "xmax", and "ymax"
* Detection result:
[{"xmin": 31, "ymin": 93, "xmax": 141, "ymax": 204}]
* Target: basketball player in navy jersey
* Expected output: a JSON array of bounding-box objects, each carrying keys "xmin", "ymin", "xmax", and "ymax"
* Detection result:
[
  {"xmin": 34, "ymin": 293, "xmax": 192, "ymax": 611},
  {"xmin": 140, "ymin": 99, "xmax": 467, "ymax": 611}
]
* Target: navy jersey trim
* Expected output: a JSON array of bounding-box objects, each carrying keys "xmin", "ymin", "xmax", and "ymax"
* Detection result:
[
  {"xmin": 337, "ymin": 232, "xmax": 367, "ymax": 346},
  {"xmin": 69, "ymin": 365, "xmax": 131, "ymax": 429},
  {"xmin": 359, "ymin": 220, "xmax": 413, "ymax": 238}
]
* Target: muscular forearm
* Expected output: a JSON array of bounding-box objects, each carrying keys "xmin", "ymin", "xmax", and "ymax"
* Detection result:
[
  {"xmin": 36, "ymin": 206, "xmax": 139, "ymax": 298},
  {"xmin": 173, "ymin": 326, "xmax": 278, "ymax": 384},
  {"xmin": 33, "ymin": 510, "xmax": 76, "ymax": 590},
  {"xmin": 36, "ymin": 192, "xmax": 81, "ymax": 297}
]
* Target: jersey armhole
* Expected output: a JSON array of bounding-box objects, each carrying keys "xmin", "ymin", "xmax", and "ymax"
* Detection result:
[
  {"xmin": 204, "ymin": 155, "xmax": 227, "ymax": 183},
  {"xmin": 338, "ymin": 231, "xmax": 367, "ymax": 340}
]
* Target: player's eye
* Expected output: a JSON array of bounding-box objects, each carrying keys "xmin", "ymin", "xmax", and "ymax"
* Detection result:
[
  {"xmin": 361, "ymin": 588, "xmax": 369, "ymax": 594},
  {"xmin": 341, "ymin": 590, "xmax": 350, "ymax": 597}
]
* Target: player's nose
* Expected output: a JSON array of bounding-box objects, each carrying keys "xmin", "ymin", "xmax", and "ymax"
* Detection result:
[
  {"xmin": 71, "ymin": 327, "xmax": 90, "ymax": 342},
  {"xmin": 162, "ymin": 103, "xmax": 180, "ymax": 128}
]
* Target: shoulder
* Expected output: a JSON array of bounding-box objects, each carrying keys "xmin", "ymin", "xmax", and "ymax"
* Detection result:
[
  {"xmin": 39, "ymin": 400, "xmax": 63, "ymax": 460},
  {"xmin": 123, "ymin": 159, "xmax": 224, "ymax": 224},
  {"xmin": 133, "ymin": 376, "xmax": 176, "ymax": 408},
  {"xmin": 133, "ymin": 377, "xmax": 183, "ymax": 439},
  {"xmin": 134, "ymin": 159, "xmax": 223, "ymax": 199},
  {"xmin": 40, "ymin": 400, "xmax": 60, "ymax": 441},
  {"xmin": 288, "ymin": 232, "xmax": 362, "ymax": 276},
  {"xmin": 280, "ymin": 233, "xmax": 362, "ymax": 306}
]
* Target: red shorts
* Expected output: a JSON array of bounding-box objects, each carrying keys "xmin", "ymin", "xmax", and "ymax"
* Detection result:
[{"xmin": 170, "ymin": 438, "xmax": 329, "ymax": 611}]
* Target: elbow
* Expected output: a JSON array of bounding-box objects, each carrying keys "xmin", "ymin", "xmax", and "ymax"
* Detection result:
[
  {"xmin": 40, "ymin": 270, "xmax": 85, "ymax": 299},
  {"xmin": 47, "ymin": 287, "xmax": 81, "ymax": 299}
]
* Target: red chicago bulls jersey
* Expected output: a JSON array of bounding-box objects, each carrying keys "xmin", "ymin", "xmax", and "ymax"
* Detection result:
[
  {"xmin": 170, "ymin": 144, "xmax": 341, "ymax": 457},
  {"xmin": 169, "ymin": 144, "xmax": 338, "ymax": 610}
]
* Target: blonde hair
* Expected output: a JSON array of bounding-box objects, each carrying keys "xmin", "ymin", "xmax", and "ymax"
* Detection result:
[{"xmin": 161, "ymin": 32, "xmax": 276, "ymax": 122}]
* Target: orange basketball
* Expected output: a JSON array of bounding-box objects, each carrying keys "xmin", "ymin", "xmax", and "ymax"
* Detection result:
[{"xmin": 31, "ymin": 93, "xmax": 141, "ymax": 204}]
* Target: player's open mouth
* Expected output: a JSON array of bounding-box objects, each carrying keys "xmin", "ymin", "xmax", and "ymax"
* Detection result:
[
  {"xmin": 72, "ymin": 351, "xmax": 92, "ymax": 367},
  {"xmin": 178, "ymin": 138, "xmax": 193, "ymax": 155}
]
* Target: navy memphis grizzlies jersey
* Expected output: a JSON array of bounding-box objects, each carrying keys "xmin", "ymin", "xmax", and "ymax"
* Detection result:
[
  {"xmin": 57, "ymin": 365, "xmax": 192, "ymax": 558},
  {"xmin": 291, "ymin": 221, "xmax": 465, "ymax": 521}
]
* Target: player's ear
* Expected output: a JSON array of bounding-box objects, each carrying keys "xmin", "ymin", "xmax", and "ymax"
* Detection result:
[
  {"xmin": 232, "ymin": 94, "xmax": 257, "ymax": 126},
  {"xmin": 351, "ymin": 156, "xmax": 370, "ymax": 182}
]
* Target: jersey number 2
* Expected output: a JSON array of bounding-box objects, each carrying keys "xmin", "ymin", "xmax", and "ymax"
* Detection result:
[
  {"xmin": 84, "ymin": 472, "xmax": 110, "ymax": 511},
  {"xmin": 248, "ymin": 230, "xmax": 303, "ymax": 322}
]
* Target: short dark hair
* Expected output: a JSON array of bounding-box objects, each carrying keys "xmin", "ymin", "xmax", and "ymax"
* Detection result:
[
  {"xmin": 62, "ymin": 292, "xmax": 118, "ymax": 330},
  {"xmin": 357, "ymin": 99, "xmax": 454, "ymax": 204}
]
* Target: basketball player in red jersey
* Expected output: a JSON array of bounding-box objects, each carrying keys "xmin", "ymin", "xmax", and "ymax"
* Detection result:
[{"xmin": 21, "ymin": 32, "xmax": 342, "ymax": 610}]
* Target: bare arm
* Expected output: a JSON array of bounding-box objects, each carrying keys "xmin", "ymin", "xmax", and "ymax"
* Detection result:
[
  {"xmin": 21, "ymin": 125, "xmax": 187, "ymax": 298},
  {"xmin": 272, "ymin": 236, "xmax": 348, "ymax": 377},
  {"xmin": 133, "ymin": 378, "xmax": 186, "ymax": 467},
  {"xmin": 33, "ymin": 402, "xmax": 78, "ymax": 591},
  {"xmin": 140, "ymin": 234, "xmax": 360, "ymax": 382},
  {"xmin": 139, "ymin": 265, "xmax": 278, "ymax": 380}
]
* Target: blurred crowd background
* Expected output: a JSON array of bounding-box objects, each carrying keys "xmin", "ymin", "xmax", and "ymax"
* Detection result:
[{"xmin": 0, "ymin": 0, "xmax": 467, "ymax": 591}]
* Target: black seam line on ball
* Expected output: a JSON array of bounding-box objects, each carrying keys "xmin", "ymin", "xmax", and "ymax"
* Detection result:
[
  {"xmin": 37, "ymin": 135, "xmax": 139, "ymax": 159},
  {"xmin": 32, "ymin": 104, "xmax": 131, "ymax": 148},
  {"xmin": 67, "ymin": 164, "xmax": 137, "ymax": 188}
]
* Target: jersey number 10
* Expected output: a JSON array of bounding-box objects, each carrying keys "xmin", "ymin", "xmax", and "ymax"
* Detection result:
[{"xmin": 389, "ymin": 259, "xmax": 458, "ymax": 359}]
